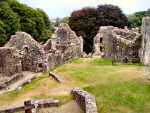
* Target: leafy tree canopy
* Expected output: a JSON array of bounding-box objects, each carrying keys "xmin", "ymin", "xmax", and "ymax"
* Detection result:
[
  {"xmin": 0, "ymin": 0, "xmax": 53, "ymax": 46},
  {"xmin": 69, "ymin": 5, "xmax": 129, "ymax": 53},
  {"xmin": 128, "ymin": 9, "xmax": 150, "ymax": 28}
]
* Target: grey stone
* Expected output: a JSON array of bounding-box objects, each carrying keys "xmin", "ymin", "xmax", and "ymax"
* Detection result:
[
  {"xmin": 0, "ymin": 47, "xmax": 22, "ymax": 77},
  {"xmin": 71, "ymin": 88, "xmax": 98, "ymax": 113},
  {"xmin": 140, "ymin": 17, "xmax": 150, "ymax": 66},
  {"xmin": 93, "ymin": 26, "xmax": 141, "ymax": 63}
]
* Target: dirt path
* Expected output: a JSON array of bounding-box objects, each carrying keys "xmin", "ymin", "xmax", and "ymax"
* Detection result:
[
  {"xmin": 0, "ymin": 72, "xmax": 42, "ymax": 94},
  {"xmin": 0, "ymin": 71, "xmax": 84, "ymax": 113},
  {"xmin": 37, "ymin": 100, "xmax": 84, "ymax": 113}
]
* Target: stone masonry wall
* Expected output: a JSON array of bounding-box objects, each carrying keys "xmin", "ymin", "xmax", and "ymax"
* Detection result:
[
  {"xmin": 0, "ymin": 23, "xmax": 83, "ymax": 79},
  {"xmin": 71, "ymin": 88, "xmax": 98, "ymax": 113},
  {"xmin": 93, "ymin": 26, "xmax": 141, "ymax": 63},
  {"xmin": 5, "ymin": 32, "xmax": 47, "ymax": 73},
  {"xmin": 140, "ymin": 17, "xmax": 150, "ymax": 66},
  {"xmin": 0, "ymin": 47, "xmax": 22, "ymax": 77}
]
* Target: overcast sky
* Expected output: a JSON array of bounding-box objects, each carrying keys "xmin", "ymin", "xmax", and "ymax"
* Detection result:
[{"xmin": 18, "ymin": 0, "xmax": 150, "ymax": 19}]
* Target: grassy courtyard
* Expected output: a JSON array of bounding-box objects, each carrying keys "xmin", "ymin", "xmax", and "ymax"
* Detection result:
[{"xmin": 0, "ymin": 58, "xmax": 149, "ymax": 113}]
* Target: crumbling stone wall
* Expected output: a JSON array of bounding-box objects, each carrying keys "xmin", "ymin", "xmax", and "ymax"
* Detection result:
[
  {"xmin": 44, "ymin": 23, "xmax": 83, "ymax": 68},
  {"xmin": 5, "ymin": 32, "xmax": 47, "ymax": 72},
  {"xmin": 140, "ymin": 17, "xmax": 150, "ymax": 66},
  {"xmin": 93, "ymin": 26, "xmax": 141, "ymax": 63},
  {"xmin": 93, "ymin": 26, "xmax": 114, "ymax": 58},
  {"xmin": 0, "ymin": 47, "xmax": 22, "ymax": 77},
  {"xmin": 50, "ymin": 23, "xmax": 83, "ymax": 62},
  {"xmin": 71, "ymin": 88, "xmax": 98, "ymax": 113},
  {"xmin": 1, "ymin": 23, "xmax": 83, "ymax": 76}
]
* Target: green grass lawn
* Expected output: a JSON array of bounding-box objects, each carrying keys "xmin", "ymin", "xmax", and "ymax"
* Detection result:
[
  {"xmin": 0, "ymin": 58, "xmax": 149, "ymax": 113},
  {"xmin": 55, "ymin": 58, "xmax": 150, "ymax": 113}
]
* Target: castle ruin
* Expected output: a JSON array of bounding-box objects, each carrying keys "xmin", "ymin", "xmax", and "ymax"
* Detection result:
[
  {"xmin": 0, "ymin": 23, "xmax": 83, "ymax": 88},
  {"xmin": 93, "ymin": 17, "xmax": 150, "ymax": 65},
  {"xmin": 93, "ymin": 26, "xmax": 141, "ymax": 63},
  {"xmin": 0, "ymin": 17, "xmax": 150, "ymax": 89}
]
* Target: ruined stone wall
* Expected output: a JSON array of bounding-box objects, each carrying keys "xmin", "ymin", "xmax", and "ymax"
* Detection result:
[
  {"xmin": 93, "ymin": 26, "xmax": 141, "ymax": 63},
  {"xmin": 0, "ymin": 23, "xmax": 83, "ymax": 76},
  {"xmin": 54, "ymin": 23, "xmax": 83, "ymax": 61},
  {"xmin": 0, "ymin": 47, "xmax": 22, "ymax": 77},
  {"xmin": 71, "ymin": 88, "xmax": 98, "ymax": 113},
  {"xmin": 112, "ymin": 27, "xmax": 141, "ymax": 63},
  {"xmin": 140, "ymin": 17, "xmax": 150, "ymax": 66},
  {"xmin": 5, "ymin": 32, "xmax": 47, "ymax": 73},
  {"xmin": 93, "ymin": 26, "xmax": 114, "ymax": 58},
  {"xmin": 44, "ymin": 23, "xmax": 83, "ymax": 68}
]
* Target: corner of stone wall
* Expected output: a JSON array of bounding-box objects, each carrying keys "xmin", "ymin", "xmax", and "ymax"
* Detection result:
[{"xmin": 71, "ymin": 88, "xmax": 98, "ymax": 113}]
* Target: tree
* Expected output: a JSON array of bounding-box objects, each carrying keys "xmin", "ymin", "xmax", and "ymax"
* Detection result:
[
  {"xmin": 0, "ymin": 1, "xmax": 20, "ymax": 45},
  {"xmin": 97, "ymin": 5, "xmax": 128, "ymax": 28},
  {"xmin": 54, "ymin": 17, "xmax": 69, "ymax": 27},
  {"xmin": 69, "ymin": 5, "xmax": 129, "ymax": 53},
  {"xmin": 128, "ymin": 10, "xmax": 150, "ymax": 28},
  {"xmin": 69, "ymin": 7, "xmax": 98, "ymax": 53},
  {"xmin": 0, "ymin": 0, "xmax": 53, "ymax": 46}
]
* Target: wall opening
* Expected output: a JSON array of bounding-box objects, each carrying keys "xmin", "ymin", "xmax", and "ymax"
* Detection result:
[
  {"xmin": 124, "ymin": 57, "xmax": 128, "ymax": 63},
  {"xmin": 100, "ymin": 38, "xmax": 103, "ymax": 43},
  {"xmin": 100, "ymin": 46, "xmax": 103, "ymax": 52},
  {"xmin": 37, "ymin": 63, "xmax": 43, "ymax": 68}
]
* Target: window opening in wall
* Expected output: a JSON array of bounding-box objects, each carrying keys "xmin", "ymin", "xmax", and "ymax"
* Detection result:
[
  {"xmin": 124, "ymin": 57, "xmax": 128, "ymax": 63},
  {"xmin": 100, "ymin": 38, "xmax": 103, "ymax": 43},
  {"xmin": 100, "ymin": 46, "xmax": 103, "ymax": 52},
  {"xmin": 37, "ymin": 63, "xmax": 43, "ymax": 68}
]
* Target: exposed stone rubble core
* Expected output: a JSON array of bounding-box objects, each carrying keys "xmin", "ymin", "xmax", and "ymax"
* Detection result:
[
  {"xmin": 0, "ymin": 23, "xmax": 83, "ymax": 90},
  {"xmin": 140, "ymin": 17, "xmax": 150, "ymax": 66},
  {"xmin": 93, "ymin": 26, "xmax": 141, "ymax": 63},
  {"xmin": 72, "ymin": 88, "xmax": 98, "ymax": 113}
]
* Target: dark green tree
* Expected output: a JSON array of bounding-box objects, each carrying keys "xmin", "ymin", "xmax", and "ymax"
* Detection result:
[
  {"xmin": 0, "ymin": 1, "xmax": 20, "ymax": 45},
  {"xmin": 54, "ymin": 17, "xmax": 69, "ymax": 27},
  {"xmin": 69, "ymin": 7, "xmax": 98, "ymax": 53},
  {"xmin": 69, "ymin": 5, "xmax": 129, "ymax": 53},
  {"xmin": 0, "ymin": 0, "xmax": 53, "ymax": 46},
  {"xmin": 128, "ymin": 10, "xmax": 150, "ymax": 28}
]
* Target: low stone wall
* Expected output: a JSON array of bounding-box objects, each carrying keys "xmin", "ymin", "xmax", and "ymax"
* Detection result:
[
  {"xmin": 0, "ymin": 99, "xmax": 60, "ymax": 113},
  {"xmin": 71, "ymin": 88, "xmax": 98, "ymax": 113},
  {"xmin": 0, "ymin": 73, "xmax": 23, "ymax": 90},
  {"xmin": 49, "ymin": 72, "xmax": 64, "ymax": 83}
]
